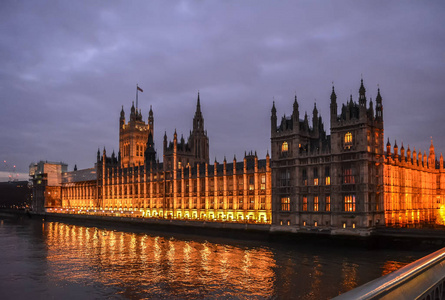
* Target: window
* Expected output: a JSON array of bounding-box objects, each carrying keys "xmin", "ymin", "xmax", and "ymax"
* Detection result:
[
  {"xmin": 249, "ymin": 176, "xmax": 254, "ymax": 190},
  {"xmin": 313, "ymin": 168, "xmax": 319, "ymax": 185},
  {"xmin": 281, "ymin": 197, "xmax": 290, "ymax": 211},
  {"xmin": 344, "ymin": 195, "xmax": 356, "ymax": 212},
  {"xmin": 259, "ymin": 197, "xmax": 266, "ymax": 210},
  {"xmin": 314, "ymin": 221, "xmax": 318, "ymax": 227},
  {"xmin": 345, "ymin": 132, "xmax": 353, "ymax": 149},
  {"xmin": 261, "ymin": 175, "xmax": 266, "ymax": 190},
  {"xmin": 302, "ymin": 196, "xmax": 308, "ymax": 211},
  {"xmin": 314, "ymin": 196, "xmax": 319, "ymax": 211},
  {"xmin": 325, "ymin": 167, "xmax": 331, "ymax": 185},
  {"xmin": 302, "ymin": 169, "xmax": 308, "ymax": 186},
  {"xmin": 325, "ymin": 196, "xmax": 331, "ymax": 212},
  {"xmin": 178, "ymin": 161, "xmax": 182, "ymax": 168},
  {"xmin": 249, "ymin": 197, "xmax": 255, "ymax": 209},
  {"xmin": 343, "ymin": 168, "xmax": 355, "ymax": 184},
  {"xmin": 282, "ymin": 141, "xmax": 288, "ymax": 152},
  {"xmin": 281, "ymin": 170, "xmax": 290, "ymax": 186}
]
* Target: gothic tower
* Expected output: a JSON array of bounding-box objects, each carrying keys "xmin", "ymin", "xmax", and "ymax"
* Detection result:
[{"xmin": 119, "ymin": 102, "xmax": 153, "ymax": 167}]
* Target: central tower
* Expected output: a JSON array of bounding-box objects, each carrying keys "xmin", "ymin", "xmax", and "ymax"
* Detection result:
[{"xmin": 119, "ymin": 102, "xmax": 154, "ymax": 167}]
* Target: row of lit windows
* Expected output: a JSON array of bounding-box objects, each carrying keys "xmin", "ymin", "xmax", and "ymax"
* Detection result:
[{"xmin": 280, "ymin": 195, "xmax": 356, "ymax": 212}]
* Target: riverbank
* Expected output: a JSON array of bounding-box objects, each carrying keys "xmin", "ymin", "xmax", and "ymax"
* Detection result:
[{"xmin": 2, "ymin": 209, "xmax": 445, "ymax": 250}]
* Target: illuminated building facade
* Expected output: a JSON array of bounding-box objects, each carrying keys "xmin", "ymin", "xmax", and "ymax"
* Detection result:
[
  {"xmin": 271, "ymin": 79, "xmax": 444, "ymax": 233},
  {"xmin": 384, "ymin": 139, "xmax": 445, "ymax": 226},
  {"xmin": 31, "ymin": 80, "xmax": 444, "ymax": 232},
  {"xmin": 57, "ymin": 94, "xmax": 272, "ymax": 223}
]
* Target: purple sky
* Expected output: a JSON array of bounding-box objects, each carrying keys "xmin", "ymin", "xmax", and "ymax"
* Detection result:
[{"xmin": 1, "ymin": 1, "xmax": 445, "ymax": 181}]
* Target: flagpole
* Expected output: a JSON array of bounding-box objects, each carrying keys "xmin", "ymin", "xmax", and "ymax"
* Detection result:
[{"xmin": 136, "ymin": 84, "xmax": 139, "ymax": 110}]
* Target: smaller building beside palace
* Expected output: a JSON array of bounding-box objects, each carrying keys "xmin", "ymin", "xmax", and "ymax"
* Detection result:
[{"xmin": 30, "ymin": 80, "xmax": 445, "ymax": 234}]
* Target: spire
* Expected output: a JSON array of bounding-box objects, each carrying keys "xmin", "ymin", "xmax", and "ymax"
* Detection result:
[
  {"xmin": 272, "ymin": 101, "xmax": 277, "ymax": 115},
  {"xmin": 330, "ymin": 85, "xmax": 337, "ymax": 103},
  {"xmin": 359, "ymin": 78, "xmax": 366, "ymax": 98},
  {"xmin": 120, "ymin": 105, "xmax": 125, "ymax": 118},
  {"xmin": 196, "ymin": 91, "xmax": 201, "ymax": 113},
  {"xmin": 193, "ymin": 92, "xmax": 204, "ymax": 133},
  {"xmin": 74, "ymin": 164, "xmax": 77, "ymax": 171},
  {"xmin": 293, "ymin": 95, "xmax": 299, "ymax": 111},
  {"xmin": 149, "ymin": 105, "xmax": 153, "ymax": 116}
]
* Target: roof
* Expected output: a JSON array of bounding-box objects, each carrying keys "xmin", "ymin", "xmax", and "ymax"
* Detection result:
[{"xmin": 63, "ymin": 168, "xmax": 97, "ymax": 183}]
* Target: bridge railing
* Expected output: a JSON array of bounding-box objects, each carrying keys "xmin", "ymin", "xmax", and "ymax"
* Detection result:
[{"xmin": 333, "ymin": 247, "xmax": 445, "ymax": 300}]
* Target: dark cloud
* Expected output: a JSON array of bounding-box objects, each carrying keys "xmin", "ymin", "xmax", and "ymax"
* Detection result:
[{"xmin": 1, "ymin": 1, "xmax": 445, "ymax": 180}]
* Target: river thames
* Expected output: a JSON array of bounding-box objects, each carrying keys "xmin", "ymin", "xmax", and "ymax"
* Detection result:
[{"xmin": 0, "ymin": 215, "xmax": 432, "ymax": 299}]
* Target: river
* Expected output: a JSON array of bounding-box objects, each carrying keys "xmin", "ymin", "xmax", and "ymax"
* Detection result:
[{"xmin": 0, "ymin": 215, "xmax": 432, "ymax": 299}]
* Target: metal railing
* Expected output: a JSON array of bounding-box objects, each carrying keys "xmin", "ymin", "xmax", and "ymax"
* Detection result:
[{"xmin": 334, "ymin": 247, "xmax": 445, "ymax": 300}]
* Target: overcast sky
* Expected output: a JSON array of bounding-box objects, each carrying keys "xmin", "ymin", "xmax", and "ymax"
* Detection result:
[{"xmin": 1, "ymin": 1, "xmax": 444, "ymax": 181}]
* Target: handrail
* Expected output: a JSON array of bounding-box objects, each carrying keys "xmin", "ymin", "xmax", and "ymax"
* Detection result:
[{"xmin": 333, "ymin": 247, "xmax": 445, "ymax": 300}]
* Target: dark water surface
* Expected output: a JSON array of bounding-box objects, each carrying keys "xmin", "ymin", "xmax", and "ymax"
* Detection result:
[{"xmin": 0, "ymin": 215, "xmax": 432, "ymax": 299}]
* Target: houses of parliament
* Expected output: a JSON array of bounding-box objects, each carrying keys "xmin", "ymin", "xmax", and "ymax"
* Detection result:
[{"xmin": 30, "ymin": 79, "xmax": 445, "ymax": 234}]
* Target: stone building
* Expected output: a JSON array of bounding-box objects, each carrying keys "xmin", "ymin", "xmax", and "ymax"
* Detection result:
[{"xmin": 270, "ymin": 79, "xmax": 443, "ymax": 234}]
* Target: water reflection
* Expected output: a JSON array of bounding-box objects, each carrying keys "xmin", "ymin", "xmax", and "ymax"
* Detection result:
[{"xmin": 0, "ymin": 218, "xmax": 430, "ymax": 299}]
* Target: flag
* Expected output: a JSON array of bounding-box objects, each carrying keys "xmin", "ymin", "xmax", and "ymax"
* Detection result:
[{"xmin": 137, "ymin": 86, "xmax": 143, "ymax": 92}]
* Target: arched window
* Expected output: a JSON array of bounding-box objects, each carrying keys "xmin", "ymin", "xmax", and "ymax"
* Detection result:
[{"xmin": 282, "ymin": 141, "xmax": 288, "ymax": 152}]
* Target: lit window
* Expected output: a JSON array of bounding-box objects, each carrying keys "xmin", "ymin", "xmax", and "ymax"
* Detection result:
[
  {"xmin": 352, "ymin": 223, "xmax": 356, "ymax": 229},
  {"xmin": 314, "ymin": 178, "xmax": 319, "ymax": 186},
  {"xmin": 325, "ymin": 196, "xmax": 331, "ymax": 212},
  {"xmin": 303, "ymin": 221, "xmax": 306, "ymax": 226},
  {"xmin": 314, "ymin": 221, "xmax": 318, "ymax": 227},
  {"xmin": 314, "ymin": 197, "xmax": 319, "ymax": 211},
  {"xmin": 343, "ymin": 222, "xmax": 346, "ymax": 229},
  {"xmin": 282, "ymin": 141, "xmax": 288, "ymax": 152},
  {"xmin": 344, "ymin": 195, "xmax": 356, "ymax": 212},
  {"xmin": 287, "ymin": 220, "xmax": 290, "ymax": 226},
  {"xmin": 178, "ymin": 161, "xmax": 182, "ymax": 168},
  {"xmin": 302, "ymin": 196, "xmax": 308, "ymax": 211},
  {"xmin": 261, "ymin": 175, "xmax": 266, "ymax": 190},
  {"xmin": 281, "ymin": 197, "xmax": 290, "ymax": 211},
  {"xmin": 345, "ymin": 132, "xmax": 352, "ymax": 143},
  {"xmin": 325, "ymin": 167, "xmax": 331, "ymax": 185}
]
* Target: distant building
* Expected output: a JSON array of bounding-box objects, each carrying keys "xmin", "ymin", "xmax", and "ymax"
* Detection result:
[
  {"xmin": 29, "ymin": 161, "xmax": 67, "ymax": 213},
  {"xmin": 0, "ymin": 181, "xmax": 31, "ymax": 209},
  {"xmin": 30, "ymin": 79, "xmax": 445, "ymax": 234}
]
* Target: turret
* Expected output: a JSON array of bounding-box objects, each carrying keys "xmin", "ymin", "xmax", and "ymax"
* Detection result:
[
  {"xmin": 312, "ymin": 103, "xmax": 319, "ymax": 133},
  {"xmin": 271, "ymin": 101, "xmax": 277, "ymax": 134},
  {"xmin": 400, "ymin": 143, "xmax": 405, "ymax": 162},
  {"xmin": 386, "ymin": 138, "xmax": 391, "ymax": 157},
  {"xmin": 148, "ymin": 105, "xmax": 154, "ymax": 136},
  {"xmin": 394, "ymin": 140, "xmax": 398, "ymax": 160},
  {"xmin": 330, "ymin": 86, "xmax": 337, "ymax": 125},
  {"xmin": 429, "ymin": 138, "xmax": 436, "ymax": 168},
  {"xmin": 359, "ymin": 78, "xmax": 367, "ymax": 108},
  {"xmin": 130, "ymin": 101, "xmax": 135, "ymax": 120},
  {"xmin": 440, "ymin": 153, "xmax": 443, "ymax": 169},
  {"xmin": 375, "ymin": 88, "xmax": 383, "ymax": 121}
]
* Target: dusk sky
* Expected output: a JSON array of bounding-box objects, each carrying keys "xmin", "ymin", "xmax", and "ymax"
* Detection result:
[{"xmin": 1, "ymin": 1, "xmax": 444, "ymax": 181}]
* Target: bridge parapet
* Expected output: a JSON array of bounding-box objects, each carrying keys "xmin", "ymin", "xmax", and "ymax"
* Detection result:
[{"xmin": 334, "ymin": 247, "xmax": 445, "ymax": 300}]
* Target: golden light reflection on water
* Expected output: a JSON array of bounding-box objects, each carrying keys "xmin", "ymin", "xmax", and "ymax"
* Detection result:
[
  {"xmin": 36, "ymin": 221, "xmax": 427, "ymax": 299},
  {"xmin": 44, "ymin": 222, "xmax": 277, "ymax": 298}
]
